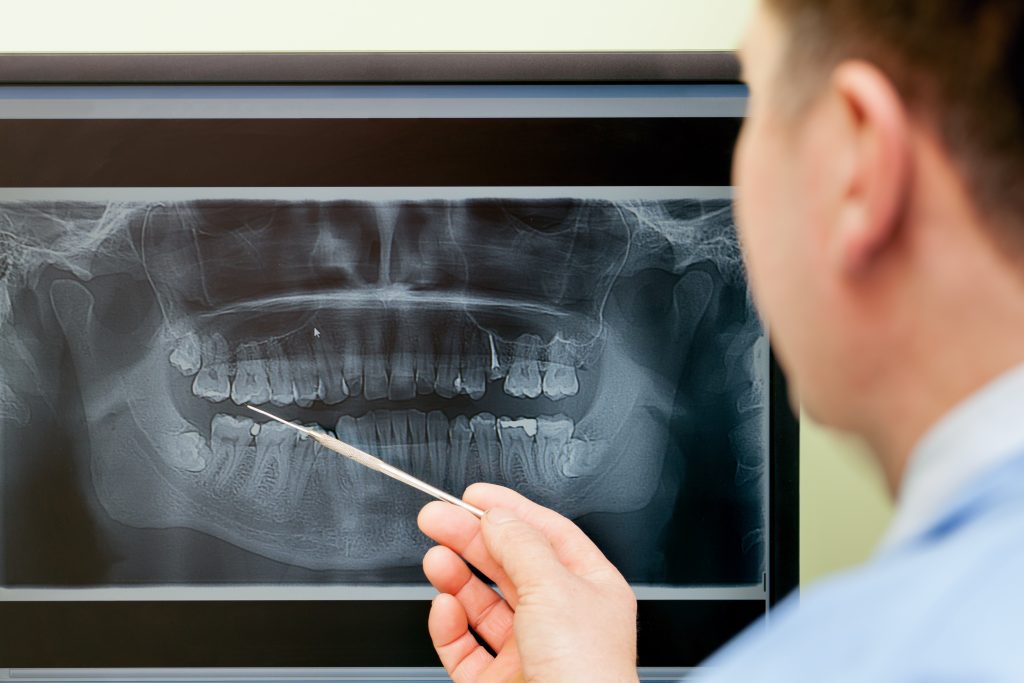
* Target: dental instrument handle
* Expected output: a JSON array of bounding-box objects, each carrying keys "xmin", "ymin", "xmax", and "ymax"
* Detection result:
[{"xmin": 246, "ymin": 405, "xmax": 485, "ymax": 519}]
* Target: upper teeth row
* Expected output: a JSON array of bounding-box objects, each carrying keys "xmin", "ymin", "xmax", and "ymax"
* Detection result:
[{"xmin": 169, "ymin": 329, "xmax": 580, "ymax": 405}]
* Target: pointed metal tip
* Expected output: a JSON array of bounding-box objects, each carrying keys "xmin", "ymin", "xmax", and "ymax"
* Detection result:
[{"xmin": 245, "ymin": 404, "xmax": 316, "ymax": 437}]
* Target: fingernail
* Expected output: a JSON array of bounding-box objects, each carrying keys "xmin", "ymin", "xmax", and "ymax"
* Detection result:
[{"xmin": 485, "ymin": 507, "xmax": 516, "ymax": 525}]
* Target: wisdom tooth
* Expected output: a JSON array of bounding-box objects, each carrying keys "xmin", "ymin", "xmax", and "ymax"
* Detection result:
[
  {"xmin": 504, "ymin": 334, "xmax": 542, "ymax": 398},
  {"xmin": 169, "ymin": 331, "xmax": 202, "ymax": 376},
  {"xmin": 192, "ymin": 333, "xmax": 231, "ymax": 402},
  {"xmin": 231, "ymin": 342, "xmax": 271, "ymax": 406},
  {"xmin": 169, "ymin": 430, "xmax": 210, "ymax": 473}
]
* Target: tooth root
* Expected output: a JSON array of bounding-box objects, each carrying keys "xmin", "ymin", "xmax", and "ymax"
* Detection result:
[
  {"xmin": 469, "ymin": 413, "xmax": 499, "ymax": 483},
  {"xmin": 497, "ymin": 417, "xmax": 537, "ymax": 482},
  {"xmin": 169, "ymin": 331, "xmax": 202, "ymax": 376},
  {"xmin": 542, "ymin": 363, "xmax": 579, "ymax": 400},
  {"xmin": 333, "ymin": 415, "xmax": 365, "ymax": 491},
  {"xmin": 285, "ymin": 428, "xmax": 316, "ymax": 506},
  {"xmin": 405, "ymin": 410, "xmax": 428, "ymax": 480},
  {"xmin": 435, "ymin": 333, "xmax": 460, "ymax": 399},
  {"xmin": 265, "ymin": 340, "xmax": 294, "ymax": 407},
  {"xmin": 314, "ymin": 337, "xmax": 348, "ymax": 405},
  {"xmin": 192, "ymin": 333, "xmax": 231, "ymax": 402},
  {"xmin": 388, "ymin": 351, "xmax": 416, "ymax": 401},
  {"xmin": 231, "ymin": 342, "xmax": 271, "ymax": 406},
  {"xmin": 247, "ymin": 421, "xmax": 294, "ymax": 497},
  {"xmin": 449, "ymin": 414, "xmax": 474, "ymax": 495},
  {"xmin": 426, "ymin": 410, "xmax": 449, "ymax": 484},
  {"xmin": 169, "ymin": 431, "xmax": 210, "ymax": 473},
  {"xmin": 486, "ymin": 332, "xmax": 509, "ymax": 380},
  {"xmin": 503, "ymin": 334, "xmax": 542, "ymax": 399},
  {"xmin": 209, "ymin": 414, "xmax": 255, "ymax": 490},
  {"xmin": 536, "ymin": 415, "xmax": 573, "ymax": 481}
]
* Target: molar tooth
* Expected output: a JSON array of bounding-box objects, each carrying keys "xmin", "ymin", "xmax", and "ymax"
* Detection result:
[
  {"xmin": 503, "ymin": 334, "xmax": 542, "ymax": 399},
  {"xmin": 192, "ymin": 333, "xmax": 231, "ymax": 403},
  {"xmin": 169, "ymin": 431, "xmax": 210, "ymax": 473},
  {"xmin": 561, "ymin": 437, "xmax": 600, "ymax": 478},
  {"xmin": 209, "ymin": 414, "xmax": 255, "ymax": 491},
  {"xmin": 169, "ymin": 331, "xmax": 202, "ymax": 376},
  {"xmin": 536, "ymin": 415, "xmax": 573, "ymax": 480},
  {"xmin": 542, "ymin": 338, "xmax": 579, "ymax": 400},
  {"xmin": 470, "ymin": 413, "xmax": 499, "ymax": 483},
  {"xmin": 247, "ymin": 421, "xmax": 294, "ymax": 498},
  {"xmin": 497, "ymin": 417, "xmax": 537, "ymax": 482},
  {"xmin": 231, "ymin": 342, "xmax": 271, "ymax": 406},
  {"xmin": 448, "ymin": 414, "xmax": 474, "ymax": 495}
]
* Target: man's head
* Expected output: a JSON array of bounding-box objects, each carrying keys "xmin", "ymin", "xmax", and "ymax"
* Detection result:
[{"xmin": 733, "ymin": 0, "xmax": 1024, "ymax": 482}]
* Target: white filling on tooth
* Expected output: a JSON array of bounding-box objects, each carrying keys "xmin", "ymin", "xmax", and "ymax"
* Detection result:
[
  {"xmin": 498, "ymin": 417, "xmax": 538, "ymax": 437},
  {"xmin": 488, "ymin": 333, "xmax": 500, "ymax": 372},
  {"xmin": 249, "ymin": 423, "xmax": 261, "ymax": 437}
]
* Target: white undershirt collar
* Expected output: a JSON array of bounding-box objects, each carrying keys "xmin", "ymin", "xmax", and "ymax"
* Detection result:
[{"xmin": 879, "ymin": 362, "xmax": 1024, "ymax": 552}]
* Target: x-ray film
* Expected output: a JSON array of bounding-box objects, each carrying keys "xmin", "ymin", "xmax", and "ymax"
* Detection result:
[{"xmin": 0, "ymin": 192, "xmax": 767, "ymax": 589}]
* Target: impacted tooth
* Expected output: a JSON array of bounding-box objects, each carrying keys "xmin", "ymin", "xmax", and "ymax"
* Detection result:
[
  {"xmin": 504, "ymin": 334, "xmax": 542, "ymax": 399},
  {"xmin": 231, "ymin": 342, "xmax": 271, "ymax": 406},
  {"xmin": 192, "ymin": 333, "xmax": 231, "ymax": 403},
  {"xmin": 169, "ymin": 331, "xmax": 202, "ymax": 376},
  {"xmin": 169, "ymin": 431, "xmax": 210, "ymax": 473}
]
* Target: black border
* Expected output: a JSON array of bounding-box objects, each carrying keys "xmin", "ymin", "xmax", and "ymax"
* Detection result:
[
  {"xmin": 0, "ymin": 52, "xmax": 799, "ymax": 669},
  {"xmin": 0, "ymin": 51, "xmax": 740, "ymax": 84}
]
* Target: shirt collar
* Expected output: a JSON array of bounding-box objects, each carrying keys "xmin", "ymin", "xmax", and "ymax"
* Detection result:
[{"xmin": 879, "ymin": 362, "xmax": 1024, "ymax": 552}]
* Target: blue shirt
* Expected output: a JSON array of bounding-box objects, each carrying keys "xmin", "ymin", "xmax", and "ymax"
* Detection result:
[{"xmin": 697, "ymin": 364, "xmax": 1024, "ymax": 682}]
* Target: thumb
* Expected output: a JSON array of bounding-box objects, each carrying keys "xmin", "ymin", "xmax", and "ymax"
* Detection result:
[{"xmin": 481, "ymin": 508, "xmax": 570, "ymax": 593}]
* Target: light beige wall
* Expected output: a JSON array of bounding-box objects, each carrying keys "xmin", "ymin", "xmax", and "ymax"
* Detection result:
[{"xmin": 5, "ymin": 0, "xmax": 892, "ymax": 584}]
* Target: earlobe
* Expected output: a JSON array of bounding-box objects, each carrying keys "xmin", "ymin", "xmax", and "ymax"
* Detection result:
[{"xmin": 830, "ymin": 60, "xmax": 912, "ymax": 277}]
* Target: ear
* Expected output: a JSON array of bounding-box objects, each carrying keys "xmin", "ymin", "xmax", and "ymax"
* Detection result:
[{"xmin": 828, "ymin": 60, "xmax": 913, "ymax": 276}]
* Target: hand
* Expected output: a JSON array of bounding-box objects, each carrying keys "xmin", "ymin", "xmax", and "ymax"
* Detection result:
[{"xmin": 417, "ymin": 483, "xmax": 640, "ymax": 683}]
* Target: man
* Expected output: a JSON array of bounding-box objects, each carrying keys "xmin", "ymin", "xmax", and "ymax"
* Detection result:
[{"xmin": 417, "ymin": 0, "xmax": 1024, "ymax": 679}]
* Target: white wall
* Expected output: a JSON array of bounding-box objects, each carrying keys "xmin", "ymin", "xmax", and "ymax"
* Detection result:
[{"xmin": 6, "ymin": 0, "xmax": 755, "ymax": 52}]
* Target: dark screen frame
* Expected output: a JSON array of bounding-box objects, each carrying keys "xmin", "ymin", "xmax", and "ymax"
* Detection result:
[{"xmin": 0, "ymin": 51, "xmax": 799, "ymax": 670}]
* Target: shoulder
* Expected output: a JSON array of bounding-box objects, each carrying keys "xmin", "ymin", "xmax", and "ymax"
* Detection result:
[{"xmin": 696, "ymin": 501, "xmax": 1024, "ymax": 682}]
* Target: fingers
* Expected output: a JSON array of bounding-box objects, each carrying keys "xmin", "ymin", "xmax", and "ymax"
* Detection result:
[
  {"xmin": 463, "ymin": 483, "xmax": 620, "ymax": 580},
  {"xmin": 428, "ymin": 593, "xmax": 494, "ymax": 683},
  {"xmin": 418, "ymin": 501, "xmax": 520, "ymax": 606},
  {"xmin": 423, "ymin": 545, "xmax": 515, "ymax": 651},
  {"xmin": 479, "ymin": 507, "xmax": 572, "ymax": 595}
]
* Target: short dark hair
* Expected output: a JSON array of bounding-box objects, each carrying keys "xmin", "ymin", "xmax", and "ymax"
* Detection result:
[{"xmin": 766, "ymin": 0, "xmax": 1024, "ymax": 249}]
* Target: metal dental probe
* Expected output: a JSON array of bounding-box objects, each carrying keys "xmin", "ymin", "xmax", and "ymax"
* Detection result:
[{"xmin": 246, "ymin": 404, "xmax": 485, "ymax": 519}]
